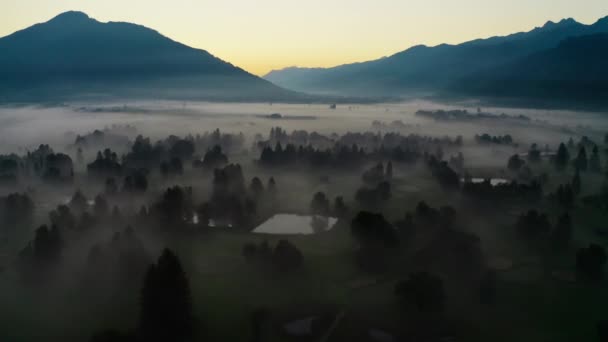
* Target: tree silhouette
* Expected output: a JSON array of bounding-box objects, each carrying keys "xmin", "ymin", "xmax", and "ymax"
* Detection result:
[
  {"xmin": 555, "ymin": 143, "xmax": 569, "ymax": 170},
  {"xmin": 589, "ymin": 145, "xmax": 601, "ymax": 172},
  {"xmin": 573, "ymin": 146, "xmax": 588, "ymax": 171},
  {"xmin": 139, "ymin": 248, "xmax": 194, "ymax": 342},
  {"xmin": 395, "ymin": 272, "xmax": 445, "ymax": 313},
  {"xmin": 310, "ymin": 192, "xmax": 330, "ymax": 216}
]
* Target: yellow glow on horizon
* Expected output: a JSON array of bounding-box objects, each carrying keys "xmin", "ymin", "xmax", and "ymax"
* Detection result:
[{"xmin": 2, "ymin": 0, "xmax": 608, "ymax": 75}]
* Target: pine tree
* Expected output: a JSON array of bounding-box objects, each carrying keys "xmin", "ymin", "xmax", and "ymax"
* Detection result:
[
  {"xmin": 139, "ymin": 248, "xmax": 193, "ymax": 342},
  {"xmin": 589, "ymin": 145, "xmax": 601, "ymax": 173},
  {"xmin": 385, "ymin": 161, "xmax": 393, "ymax": 180},
  {"xmin": 555, "ymin": 143, "xmax": 569, "ymax": 170},
  {"xmin": 574, "ymin": 147, "xmax": 588, "ymax": 171}
]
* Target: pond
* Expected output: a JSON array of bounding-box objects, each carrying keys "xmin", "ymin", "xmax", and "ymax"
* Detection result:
[{"xmin": 253, "ymin": 214, "xmax": 338, "ymax": 235}]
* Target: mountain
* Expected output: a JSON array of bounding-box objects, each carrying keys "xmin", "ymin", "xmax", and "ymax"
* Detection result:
[
  {"xmin": 264, "ymin": 16, "xmax": 608, "ymax": 99},
  {"xmin": 0, "ymin": 11, "xmax": 300, "ymax": 102},
  {"xmin": 449, "ymin": 33, "xmax": 608, "ymax": 108}
]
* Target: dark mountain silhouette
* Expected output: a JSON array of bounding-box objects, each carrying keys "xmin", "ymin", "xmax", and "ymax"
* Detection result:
[
  {"xmin": 264, "ymin": 16, "xmax": 608, "ymax": 101},
  {"xmin": 0, "ymin": 11, "xmax": 300, "ymax": 102},
  {"xmin": 450, "ymin": 33, "xmax": 608, "ymax": 108}
]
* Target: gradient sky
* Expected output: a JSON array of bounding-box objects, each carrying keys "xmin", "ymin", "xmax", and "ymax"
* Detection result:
[{"xmin": 2, "ymin": 0, "xmax": 608, "ymax": 76}]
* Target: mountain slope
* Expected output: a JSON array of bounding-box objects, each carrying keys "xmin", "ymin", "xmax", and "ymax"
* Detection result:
[
  {"xmin": 449, "ymin": 33, "xmax": 608, "ymax": 108},
  {"xmin": 264, "ymin": 17, "xmax": 608, "ymax": 97},
  {"xmin": 0, "ymin": 11, "xmax": 299, "ymax": 102}
]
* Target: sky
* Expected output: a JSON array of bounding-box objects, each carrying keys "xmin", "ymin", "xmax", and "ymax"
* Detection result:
[{"xmin": 1, "ymin": 0, "xmax": 608, "ymax": 76}]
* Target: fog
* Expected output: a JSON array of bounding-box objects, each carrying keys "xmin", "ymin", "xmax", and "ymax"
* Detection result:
[
  {"xmin": 1, "ymin": 100, "xmax": 607, "ymax": 341},
  {"xmin": 2, "ymin": 100, "xmax": 606, "ymax": 150}
]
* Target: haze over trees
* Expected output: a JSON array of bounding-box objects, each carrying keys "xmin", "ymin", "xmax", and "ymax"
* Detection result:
[{"xmin": 1, "ymin": 6, "xmax": 608, "ymax": 342}]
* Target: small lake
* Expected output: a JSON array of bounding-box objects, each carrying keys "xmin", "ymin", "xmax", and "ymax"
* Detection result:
[{"xmin": 253, "ymin": 214, "xmax": 338, "ymax": 235}]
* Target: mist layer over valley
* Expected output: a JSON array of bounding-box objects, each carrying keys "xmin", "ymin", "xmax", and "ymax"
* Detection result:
[
  {"xmin": 1, "ymin": 100, "xmax": 608, "ymax": 341},
  {"xmin": 2, "ymin": 5, "xmax": 608, "ymax": 342}
]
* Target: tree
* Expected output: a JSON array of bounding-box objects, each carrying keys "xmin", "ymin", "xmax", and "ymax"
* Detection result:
[
  {"xmin": 555, "ymin": 143, "xmax": 569, "ymax": 170},
  {"xmin": 385, "ymin": 161, "xmax": 393, "ymax": 180},
  {"xmin": 169, "ymin": 139, "xmax": 195, "ymax": 160},
  {"xmin": 395, "ymin": 272, "xmax": 445, "ymax": 313},
  {"xmin": 267, "ymin": 177, "xmax": 277, "ymax": 196},
  {"xmin": 589, "ymin": 145, "xmax": 601, "ymax": 173},
  {"xmin": 310, "ymin": 192, "xmax": 330, "ymax": 216},
  {"xmin": 123, "ymin": 169, "xmax": 148, "ymax": 193},
  {"xmin": 573, "ymin": 146, "xmax": 588, "ymax": 171},
  {"xmin": 516, "ymin": 210, "xmax": 551, "ymax": 238},
  {"xmin": 507, "ymin": 154, "xmax": 525, "ymax": 171},
  {"xmin": 93, "ymin": 194, "xmax": 110, "ymax": 218},
  {"xmin": 273, "ymin": 240, "xmax": 303, "ymax": 272},
  {"xmin": 527, "ymin": 143, "xmax": 541, "ymax": 163},
  {"xmin": 333, "ymin": 196, "xmax": 348, "ymax": 218},
  {"xmin": 139, "ymin": 249, "xmax": 194, "ymax": 342},
  {"xmin": 105, "ymin": 178, "xmax": 118, "ymax": 195},
  {"xmin": 351, "ymin": 211, "xmax": 398, "ymax": 247},
  {"xmin": 249, "ymin": 177, "xmax": 264, "ymax": 198},
  {"xmin": 202, "ymin": 145, "xmax": 228, "ymax": 169}
]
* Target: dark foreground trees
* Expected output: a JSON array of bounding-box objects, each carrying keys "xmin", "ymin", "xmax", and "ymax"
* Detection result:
[
  {"xmin": 395, "ymin": 272, "xmax": 445, "ymax": 313},
  {"xmin": 576, "ymin": 244, "xmax": 607, "ymax": 281},
  {"xmin": 139, "ymin": 249, "xmax": 194, "ymax": 342}
]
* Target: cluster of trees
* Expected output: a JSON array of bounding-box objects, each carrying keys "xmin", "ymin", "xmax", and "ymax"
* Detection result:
[
  {"xmin": 415, "ymin": 109, "xmax": 530, "ymax": 122},
  {"xmin": 554, "ymin": 141, "xmax": 602, "ymax": 173},
  {"xmin": 88, "ymin": 149, "xmax": 122, "ymax": 177},
  {"xmin": 507, "ymin": 154, "xmax": 525, "ymax": 171},
  {"xmin": 84, "ymin": 226, "xmax": 149, "ymax": 289},
  {"xmin": 73, "ymin": 128, "xmax": 130, "ymax": 152},
  {"xmin": 339, "ymin": 131, "xmax": 462, "ymax": 150},
  {"xmin": 145, "ymin": 186, "xmax": 195, "ymax": 228},
  {"xmin": 362, "ymin": 162, "xmax": 392, "ymax": 185},
  {"xmin": 1, "ymin": 145, "xmax": 76, "ymax": 184},
  {"xmin": 0, "ymin": 192, "xmax": 34, "ymax": 229},
  {"xmin": 92, "ymin": 249, "xmax": 195, "ymax": 342},
  {"xmin": 351, "ymin": 211, "xmax": 399, "ymax": 273},
  {"xmin": 428, "ymin": 157, "xmax": 460, "ymax": 188},
  {"xmin": 0, "ymin": 154, "xmax": 20, "ymax": 182},
  {"xmin": 462, "ymin": 179, "xmax": 542, "ymax": 202},
  {"xmin": 259, "ymin": 142, "xmax": 366, "ymax": 168},
  {"xmin": 196, "ymin": 164, "xmax": 277, "ymax": 229},
  {"xmin": 242, "ymin": 239, "xmax": 303, "ymax": 273},
  {"xmin": 260, "ymin": 126, "xmax": 333, "ymax": 149},
  {"xmin": 191, "ymin": 129, "xmax": 245, "ymax": 154},
  {"xmin": 516, "ymin": 210, "xmax": 573, "ymax": 248},
  {"xmin": 193, "ymin": 145, "xmax": 228, "ymax": 169},
  {"xmin": 355, "ymin": 181, "xmax": 391, "ymax": 209},
  {"xmin": 257, "ymin": 128, "xmax": 464, "ymax": 168},
  {"xmin": 18, "ymin": 224, "xmax": 63, "ymax": 279},
  {"xmin": 475, "ymin": 133, "xmax": 514, "ymax": 145}
]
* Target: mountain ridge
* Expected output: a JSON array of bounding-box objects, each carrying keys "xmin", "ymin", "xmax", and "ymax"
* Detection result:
[
  {"xmin": 264, "ymin": 15, "xmax": 608, "ymax": 100},
  {"xmin": 0, "ymin": 11, "xmax": 303, "ymax": 102}
]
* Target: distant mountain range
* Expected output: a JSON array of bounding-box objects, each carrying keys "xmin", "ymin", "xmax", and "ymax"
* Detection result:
[
  {"xmin": 0, "ymin": 11, "xmax": 302, "ymax": 102},
  {"xmin": 265, "ymin": 16, "xmax": 608, "ymax": 108}
]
